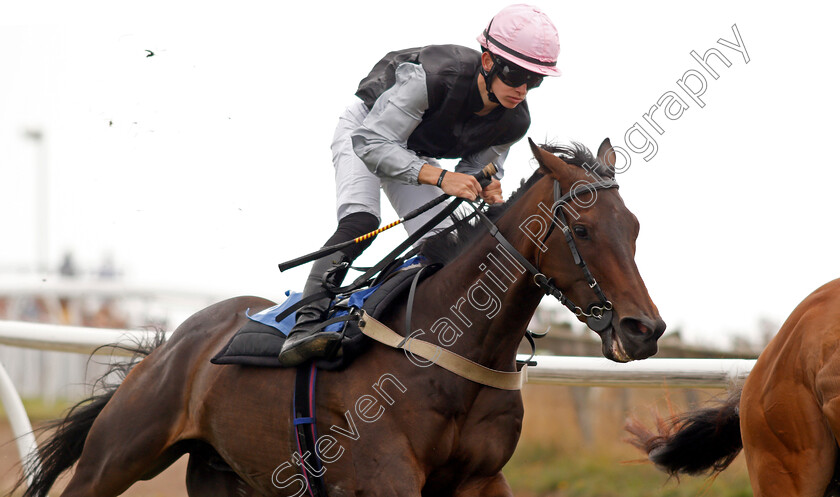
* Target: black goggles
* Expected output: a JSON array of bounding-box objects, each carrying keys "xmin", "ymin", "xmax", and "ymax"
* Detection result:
[{"xmin": 493, "ymin": 55, "xmax": 544, "ymax": 89}]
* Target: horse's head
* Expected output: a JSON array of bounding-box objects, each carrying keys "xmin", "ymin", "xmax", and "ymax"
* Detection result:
[{"xmin": 523, "ymin": 138, "xmax": 665, "ymax": 362}]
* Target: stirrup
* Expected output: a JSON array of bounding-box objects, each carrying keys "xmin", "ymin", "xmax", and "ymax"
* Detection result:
[{"xmin": 279, "ymin": 312, "xmax": 356, "ymax": 367}]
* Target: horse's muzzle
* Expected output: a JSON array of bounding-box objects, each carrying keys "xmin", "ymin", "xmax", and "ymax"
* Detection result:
[{"xmin": 615, "ymin": 316, "xmax": 666, "ymax": 360}]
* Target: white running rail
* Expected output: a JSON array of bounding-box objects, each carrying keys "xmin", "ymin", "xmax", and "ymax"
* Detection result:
[
  {"xmin": 0, "ymin": 321, "xmax": 169, "ymax": 486},
  {"xmin": 0, "ymin": 320, "xmax": 755, "ymax": 486}
]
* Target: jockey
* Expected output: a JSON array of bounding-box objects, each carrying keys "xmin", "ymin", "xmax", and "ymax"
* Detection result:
[{"xmin": 278, "ymin": 4, "xmax": 562, "ymax": 367}]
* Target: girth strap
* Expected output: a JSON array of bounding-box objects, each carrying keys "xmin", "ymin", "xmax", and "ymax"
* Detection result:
[
  {"xmin": 292, "ymin": 363, "xmax": 328, "ymax": 497},
  {"xmin": 357, "ymin": 311, "xmax": 526, "ymax": 390}
]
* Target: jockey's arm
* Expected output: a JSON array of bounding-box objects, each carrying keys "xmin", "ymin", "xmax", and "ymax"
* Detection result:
[
  {"xmin": 351, "ymin": 63, "xmax": 429, "ymax": 185},
  {"xmin": 351, "ymin": 61, "xmax": 504, "ymax": 204}
]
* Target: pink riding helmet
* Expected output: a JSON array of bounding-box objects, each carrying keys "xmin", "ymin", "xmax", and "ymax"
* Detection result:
[{"xmin": 477, "ymin": 4, "xmax": 562, "ymax": 76}]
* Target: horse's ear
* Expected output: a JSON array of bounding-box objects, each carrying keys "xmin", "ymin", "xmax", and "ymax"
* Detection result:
[
  {"xmin": 597, "ymin": 138, "xmax": 617, "ymax": 168},
  {"xmin": 528, "ymin": 137, "xmax": 570, "ymax": 176}
]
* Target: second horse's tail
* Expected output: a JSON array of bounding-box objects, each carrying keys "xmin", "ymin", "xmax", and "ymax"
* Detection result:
[{"xmin": 625, "ymin": 387, "xmax": 743, "ymax": 476}]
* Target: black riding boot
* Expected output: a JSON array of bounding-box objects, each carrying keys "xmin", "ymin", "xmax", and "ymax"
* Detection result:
[
  {"xmin": 277, "ymin": 252, "xmax": 349, "ymax": 367},
  {"xmin": 278, "ymin": 212, "xmax": 379, "ymax": 367}
]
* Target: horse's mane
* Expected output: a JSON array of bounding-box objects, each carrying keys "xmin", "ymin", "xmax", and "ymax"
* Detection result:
[
  {"xmin": 541, "ymin": 141, "xmax": 615, "ymax": 180},
  {"xmin": 418, "ymin": 141, "xmax": 611, "ymax": 266}
]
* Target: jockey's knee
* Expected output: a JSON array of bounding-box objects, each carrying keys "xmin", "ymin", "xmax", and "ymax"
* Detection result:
[
  {"xmin": 338, "ymin": 211, "xmax": 379, "ymax": 233},
  {"xmin": 331, "ymin": 212, "xmax": 380, "ymax": 258}
]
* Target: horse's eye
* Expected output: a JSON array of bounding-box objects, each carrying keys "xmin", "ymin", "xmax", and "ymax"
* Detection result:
[{"xmin": 573, "ymin": 225, "xmax": 589, "ymax": 239}]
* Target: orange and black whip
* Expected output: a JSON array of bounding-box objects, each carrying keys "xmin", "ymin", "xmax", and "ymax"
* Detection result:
[{"xmin": 277, "ymin": 163, "xmax": 497, "ymax": 272}]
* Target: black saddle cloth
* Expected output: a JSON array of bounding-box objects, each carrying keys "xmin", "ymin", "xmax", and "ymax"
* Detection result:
[{"xmin": 210, "ymin": 262, "xmax": 438, "ymax": 370}]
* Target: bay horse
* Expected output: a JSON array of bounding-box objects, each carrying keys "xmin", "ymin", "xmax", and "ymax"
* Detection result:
[
  {"xmin": 15, "ymin": 139, "xmax": 665, "ymax": 497},
  {"xmin": 626, "ymin": 278, "xmax": 840, "ymax": 497}
]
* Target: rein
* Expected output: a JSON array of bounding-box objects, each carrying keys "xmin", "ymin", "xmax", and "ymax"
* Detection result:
[
  {"xmin": 469, "ymin": 176, "xmax": 619, "ymax": 334},
  {"xmin": 357, "ymin": 175, "xmax": 621, "ymax": 391},
  {"xmin": 278, "ymin": 173, "xmax": 621, "ymax": 392}
]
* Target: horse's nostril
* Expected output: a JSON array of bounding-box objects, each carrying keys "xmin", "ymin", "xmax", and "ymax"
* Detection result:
[
  {"xmin": 620, "ymin": 317, "xmax": 664, "ymax": 341},
  {"xmin": 620, "ymin": 318, "xmax": 643, "ymax": 336}
]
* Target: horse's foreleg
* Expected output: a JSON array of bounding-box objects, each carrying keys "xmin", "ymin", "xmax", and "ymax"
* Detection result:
[{"xmin": 186, "ymin": 449, "xmax": 260, "ymax": 497}]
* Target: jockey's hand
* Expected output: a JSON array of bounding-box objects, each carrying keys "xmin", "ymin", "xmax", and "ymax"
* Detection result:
[
  {"xmin": 440, "ymin": 171, "xmax": 484, "ymax": 201},
  {"xmin": 479, "ymin": 178, "xmax": 503, "ymax": 205},
  {"xmin": 419, "ymin": 165, "xmax": 482, "ymax": 200}
]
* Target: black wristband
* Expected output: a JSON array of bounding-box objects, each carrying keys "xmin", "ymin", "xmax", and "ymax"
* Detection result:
[{"xmin": 436, "ymin": 170, "xmax": 447, "ymax": 188}]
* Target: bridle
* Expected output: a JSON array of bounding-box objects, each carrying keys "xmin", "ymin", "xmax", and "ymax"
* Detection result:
[{"xmin": 470, "ymin": 175, "xmax": 620, "ymax": 334}]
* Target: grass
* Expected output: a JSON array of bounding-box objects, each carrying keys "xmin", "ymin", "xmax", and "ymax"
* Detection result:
[
  {"xmin": 1, "ymin": 386, "xmax": 755, "ymax": 496},
  {"xmin": 504, "ymin": 444, "xmax": 753, "ymax": 497},
  {"xmin": 502, "ymin": 384, "xmax": 755, "ymax": 497},
  {"xmin": 0, "ymin": 397, "xmax": 77, "ymax": 422}
]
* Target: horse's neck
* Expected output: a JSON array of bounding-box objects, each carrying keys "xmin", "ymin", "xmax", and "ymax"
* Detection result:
[{"xmin": 414, "ymin": 215, "xmax": 545, "ymax": 371}]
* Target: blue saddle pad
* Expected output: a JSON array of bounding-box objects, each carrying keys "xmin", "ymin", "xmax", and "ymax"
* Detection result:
[{"xmin": 244, "ymin": 288, "xmax": 376, "ymax": 336}]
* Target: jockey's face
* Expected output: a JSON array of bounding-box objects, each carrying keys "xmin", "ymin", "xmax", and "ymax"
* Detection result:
[
  {"xmin": 491, "ymin": 75, "xmax": 528, "ymax": 109},
  {"xmin": 480, "ymin": 51, "xmax": 537, "ymax": 109}
]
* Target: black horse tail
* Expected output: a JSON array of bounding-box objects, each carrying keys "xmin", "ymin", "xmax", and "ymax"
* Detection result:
[
  {"xmin": 12, "ymin": 333, "xmax": 166, "ymax": 497},
  {"xmin": 625, "ymin": 387, "xmax": 743, "ymax": 477}
]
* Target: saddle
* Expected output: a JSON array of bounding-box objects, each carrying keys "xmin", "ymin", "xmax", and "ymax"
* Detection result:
[{"xmin": 210, "ymin": 257, "xmax": 439, "ymax": 370}]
